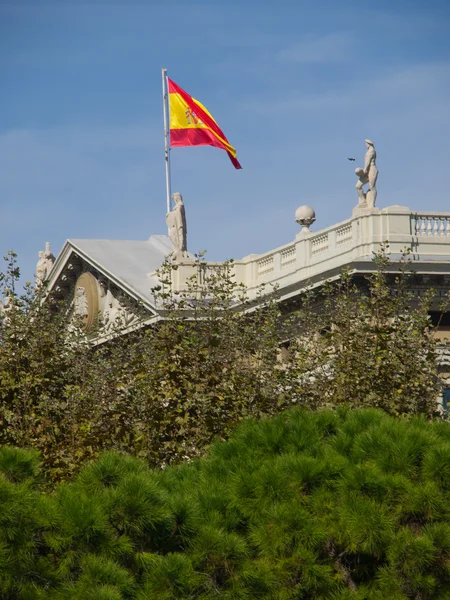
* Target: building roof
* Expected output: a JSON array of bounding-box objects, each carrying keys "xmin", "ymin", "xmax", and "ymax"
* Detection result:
[
  {"xmin": 69, "ymin": 234, "xmax": 173, "ymax": 304},
  {"xmin": 49, "ymin": 235, "xmax": 173, "ymax": 308}
]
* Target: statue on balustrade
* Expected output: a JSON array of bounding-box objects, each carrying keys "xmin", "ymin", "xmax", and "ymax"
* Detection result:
[
  {"xmin": 355, "ymin": 139, "xmax": 379, "ymax": 208},
  {"xmin": 166, "ymin": 192, "xmax": 188, "ymax": 260}
]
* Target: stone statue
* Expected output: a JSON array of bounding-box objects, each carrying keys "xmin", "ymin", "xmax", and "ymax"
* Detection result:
[
  {"xmin": 36, "ymin": 251, "xmax": 47, "ymax": 288},
  {"xmin": 44, "ymin": 242, "xmax": 55, "ymax": 270},
  {"xmin": 97, "ymin": 280, "xmax": 138, "ymax": 333},
  {"xmin": 0, "ymin": 288, "xmax": 13, "ymax": 325},
  {"xmin": 74, "ymin": 286, "xmax": 88, "ymax": 318},
  {"xmin": 102, "ymin": 293, "xmax": 120, "ymax": 333},
  {"xmin": 355, "ymin": 139, "xmax": 379, "ymax": 207},
  {"xmin": 35, "ymin": 242, "xmax": 55, "ymax": 288},
  {"xmin": 166, "ymin": 192, "xmax": 187, "ymax": 260}
]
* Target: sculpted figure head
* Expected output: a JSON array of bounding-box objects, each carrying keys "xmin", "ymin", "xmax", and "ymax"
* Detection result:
[
  {"xmin": 365, "ymin": 139, "xmax": 374, "ymax": 148},
  {"xmin": 172, "ymin": 192, "xmax": 183, "ymax": 205},
  {"xmin": 98, "ymin": 277, "xmax": 108, "ymax": 298},
  {"xmin": 43, "ymin": 242, "xmax": 55, "ymax": 263}
]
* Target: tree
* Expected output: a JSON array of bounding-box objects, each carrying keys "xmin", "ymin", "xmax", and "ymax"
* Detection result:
[
  {"xmin": 0, "ymin": 251, "xmax": 96, "ymax": 480},
  {"xmin": 2, "ymin": 408, "xmax": 450, "ymax": 598},
  {"xmin": 282, "ymin": 247, "xmax": 447, "ymax": 416},
  {"xmin": 0, "ymin": 248, "xmax": 447, "ymax": 482},
  {"xmin": 0, "ymin": 253, "xmax": 287, "ymax": 479}
]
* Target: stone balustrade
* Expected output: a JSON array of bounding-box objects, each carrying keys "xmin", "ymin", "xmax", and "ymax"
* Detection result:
[
  {"xmin": 412, "ymin": 213, "xmax": 450, "ymax": 237},
  {"xmin": 167, "ymin": 205, "xmax": 450, "ymax": 302}
]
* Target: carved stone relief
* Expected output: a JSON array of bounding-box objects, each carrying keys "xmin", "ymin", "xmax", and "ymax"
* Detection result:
[
  {"xmin": 72, "ymin": 270, "xmax": 139, "ymax": 334},
  {"xmin": 73, "ymin": 272, "xmax": 99, "ymax": 332}
]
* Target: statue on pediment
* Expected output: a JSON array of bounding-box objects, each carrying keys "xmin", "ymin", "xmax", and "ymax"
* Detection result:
[
  {"xmin": 97, "ymin": 278, "xmax": 139, "ymax": 333},
  {"xmin": 166, "ymin": 192, "xmax": 188, "ymax": 260},
  {"xmin": 36, "ymin": 242, "xmax": 55, "ymax": 288},
  {"xmin": 36, "ymin": 251, "xmax": 47, "ymax": 288}
]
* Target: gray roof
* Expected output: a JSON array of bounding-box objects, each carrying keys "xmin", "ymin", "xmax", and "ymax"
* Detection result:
[{"xmin": 68, "ymin": 235, "xmax": 173, "ymax": 304}]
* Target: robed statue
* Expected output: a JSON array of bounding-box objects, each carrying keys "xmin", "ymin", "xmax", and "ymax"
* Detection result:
[
  {"xmin": 35, "ymin": 242, "xmax": 55, "ymax": 288},
  {"xmin": 166, "ymin": 192, "xmax": 188, "ymax": 260}
]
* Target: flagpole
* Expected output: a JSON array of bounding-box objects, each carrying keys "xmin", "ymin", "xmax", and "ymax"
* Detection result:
[{"xmin": 162, "ymin": 68, "xmax": 172, "ymax": 217}]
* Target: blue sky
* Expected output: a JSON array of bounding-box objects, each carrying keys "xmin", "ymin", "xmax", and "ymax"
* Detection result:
[{"xmin": 1, "ymin": 0, "xmax": 450, "ymax": 285}]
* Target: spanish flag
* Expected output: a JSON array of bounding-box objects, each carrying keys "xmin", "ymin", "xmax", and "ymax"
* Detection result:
[{"xmin": 168, "ymin": 78, "xmax": 242, "ymax": 169}]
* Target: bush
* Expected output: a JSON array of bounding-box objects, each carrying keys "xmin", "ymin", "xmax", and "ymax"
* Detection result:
[{"xmin": 2, "ymin": 409, "xmax": 450, "ymax": 598}]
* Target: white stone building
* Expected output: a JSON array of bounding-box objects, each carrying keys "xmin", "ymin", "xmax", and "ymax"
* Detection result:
[
  {"xmin": 45, "ymin": 204, "xmax": 450, "ymax": 332},
  {"xmin": 37, "ymin": 139, "xmax": 450, "ymax": 407}
]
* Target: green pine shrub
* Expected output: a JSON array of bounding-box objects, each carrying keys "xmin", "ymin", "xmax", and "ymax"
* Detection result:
[{"xmin": 2, "ymin": 408, "xmax": 450, "ymax": 598}]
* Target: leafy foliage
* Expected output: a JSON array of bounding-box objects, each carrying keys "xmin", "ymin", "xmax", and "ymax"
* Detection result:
[
  {"xmin": 281, "ymin": 247, "xmax": 446, "ymax": 416},
  {"xmin": 0, "ymin": 248, "xmax": 447, "ymax": 481},
  {"xmin": 2, "ymin": 409, "xmax": 450, "ymax": 598}
]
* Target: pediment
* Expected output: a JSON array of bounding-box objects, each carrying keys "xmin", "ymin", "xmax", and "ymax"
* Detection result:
[{"xmin": 46, "ymin": 236, "xmax": 173, "ymax": 337}]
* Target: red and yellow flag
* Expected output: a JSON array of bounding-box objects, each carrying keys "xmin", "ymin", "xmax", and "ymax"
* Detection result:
[{"xmin": 168, "ymin": 78, "xmax": 242, "ymax": 169}]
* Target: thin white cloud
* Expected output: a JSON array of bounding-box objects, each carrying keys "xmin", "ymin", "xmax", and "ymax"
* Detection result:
[
  {"xmin": 240, "ymin": 62, "xmax": 450, "ymax": 121},
  {"xmin": 0, "ymin": 123, "xmax": 163, "ymax": 235},
  {"xmin": 212, "ymin": 31, "xmax": 283, "ymax": 49},
  {"xmin": 279, "ymin": 32, "xmax": 354, "ymax": 64},
  {"xmin": 0, "ymin": 121, "xmax": 170, "ymax": 285}
]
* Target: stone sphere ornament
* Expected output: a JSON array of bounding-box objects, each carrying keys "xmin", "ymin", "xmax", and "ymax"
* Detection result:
[{"xmin": 295, "ymin": 205, "xmax": 316, "ymax": 232}]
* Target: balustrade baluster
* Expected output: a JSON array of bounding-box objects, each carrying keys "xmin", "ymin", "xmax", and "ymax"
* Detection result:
[
  {"xmin": 420, "ymin": 218, "xmax": 427, "ymax": 235},
  {"xmin": 434, "ymin": 217, "xmax": 439, "ymax": 235}
]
